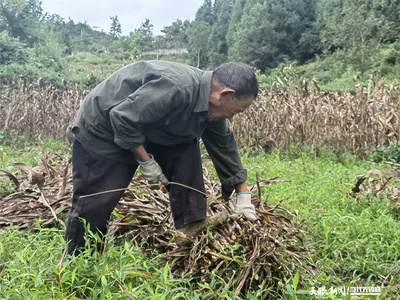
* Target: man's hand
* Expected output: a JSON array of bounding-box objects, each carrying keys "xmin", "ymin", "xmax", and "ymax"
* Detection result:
[
  {"xmin": 138, "ymin": 154, "xmax": 169, "ymax": 188},
  {"xmin": 234, "ymin": 192, "xmax": 257, "ymax": 221}
]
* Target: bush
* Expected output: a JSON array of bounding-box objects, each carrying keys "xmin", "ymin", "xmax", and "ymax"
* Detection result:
[
  {"xmin": 0, "ymin": 31, "xmax": 29, "ymax": 65},
  {"xmin": 371, "ymin": 141, "xmax": 400, "ymax": 163},
  {"xmin": 0, "ymin": 62, "xmax": 64, "ymax": 84}
]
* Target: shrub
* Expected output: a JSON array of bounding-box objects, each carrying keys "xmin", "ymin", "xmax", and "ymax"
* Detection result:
[
  {"xmin": 0, "ymin": 31, "xmax": 29, "ymax": 65},
  {"xmin": 371, "ymin": 141, "xmax": 400, "ymax": 163}
]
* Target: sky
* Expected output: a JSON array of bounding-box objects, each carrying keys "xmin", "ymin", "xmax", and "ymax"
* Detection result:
[{"xmin": 41, "ymin": 0, "xmax": 205, "ymax": 35}]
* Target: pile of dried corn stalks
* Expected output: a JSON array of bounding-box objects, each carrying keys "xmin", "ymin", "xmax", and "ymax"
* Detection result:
[{"xmin": 0, "ymin": 151, "xmax": 316, "ymax": 294}]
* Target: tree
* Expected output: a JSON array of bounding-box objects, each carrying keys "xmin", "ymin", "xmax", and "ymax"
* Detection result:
[
  {"xmin": 267, "ymin": 0, "xmax": 320, "ymax": 64},
  {"xmin": 42, "ymin": 13, "xmax": 71, "ymax": 54},
  {"xmin": 0, "ymin": 30, "xmax": 28, "ymax": 64},
  {"xmin": 207, "ymin": 0, "xmax": 233, "ymax": 68},
  {"xmin": 161, "ymin": 19, "xmax": 190, "ymax": 48},
  {"xmin": 317, "ymin": 0, "xmax": 392, "ymax": 81},
  {"xmin": 134, "ymin": 18, "xmax": 154, "ymax": 51},
  {"xmin": 195, "ymin": 0, "xmax": 214, "ymax": 25},
  {"xmin": 30, "ymin": 22, "xmax": 67, "ymax": 72},
  {"xmin": 109, "ymin": 15, "xmax": 121, "ymax": 38},
  {"xmin": 0, "ymin": 0, "xmax": 43, "ymax": 46},
  {"xmin": 226, "ymin": 0, "xmax": 248, "ymax": 49},
  {"xmin": 371, "ymin": 0, "xmax": 400, "ymax": 43},
  {"xmin": 187, "ymin": 21, "xmax": 211, "ymax": 68},
  {"xmin": 228, "ymin": 1, "xmax": 279, "ymax": 71}
]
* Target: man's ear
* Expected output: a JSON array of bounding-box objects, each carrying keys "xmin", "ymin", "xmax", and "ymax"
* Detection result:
[{"xmin": 220, "ymin": 87, "xmax": 235, "ymax": 97}]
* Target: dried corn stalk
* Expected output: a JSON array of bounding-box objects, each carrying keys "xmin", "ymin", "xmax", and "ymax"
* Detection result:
[
  {"xmin": 2, "ymin": 76, "xmax": 400, "ymax": 154},
  {"xmin": 1, "ymin": 153, "xmax": 316, "ymax": 295}
]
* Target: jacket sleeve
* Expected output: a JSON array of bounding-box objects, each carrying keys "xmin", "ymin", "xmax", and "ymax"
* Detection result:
[
  {"xmin": 201, "ymin": 120, "xmax": 247, "ymax": 200},
  {"xmin": 109, "ymin": 76, "xmax": 183, "ymax": 149}
]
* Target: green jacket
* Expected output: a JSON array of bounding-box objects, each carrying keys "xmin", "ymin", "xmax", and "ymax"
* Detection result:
[{"xmin": 72, "ymin": 60, "xmax": 246, "ymax": 199}]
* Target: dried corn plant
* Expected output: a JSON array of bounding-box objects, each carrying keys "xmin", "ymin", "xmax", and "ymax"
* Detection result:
[
  {"xmin": 1, "ymin": 76, "xmax": 400, "ymax": 155},
  {"xmin": 0, "ymin": 79, "xmax": 88, "ymax": 140},
  {"xmin": 230, "ymin": 76, "xmax": 400, "ymax": 155},
  {"xmin": 0, "ymin": 152, "xmax": 316, "ymax": 295},
  {"xmin": 349, "ymin": 167, "xmax": 400, "ymax": 206}
]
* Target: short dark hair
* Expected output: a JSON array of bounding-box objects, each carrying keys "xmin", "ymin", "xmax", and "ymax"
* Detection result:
[{"xmin": 212, "ymin": 62, "xmax": 259, "ymax": 99}]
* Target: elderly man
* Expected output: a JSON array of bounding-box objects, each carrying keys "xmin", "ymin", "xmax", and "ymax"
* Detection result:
[{"xmin": 65, "ymin": 60, "xmax": 259, "ymax": 254}]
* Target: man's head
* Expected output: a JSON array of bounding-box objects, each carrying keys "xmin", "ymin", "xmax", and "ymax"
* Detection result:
[{"xmin": 208, "ymin": 62, "xmax": 259, "ymax": 121}]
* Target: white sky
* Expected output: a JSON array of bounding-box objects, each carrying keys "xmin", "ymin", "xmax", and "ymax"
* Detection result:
[{"xmin": 41, "ymin": 0, "xmax": 204, "ymax": 35}]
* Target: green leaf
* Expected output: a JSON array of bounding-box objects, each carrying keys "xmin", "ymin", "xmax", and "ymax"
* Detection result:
[
  {"xmin": 163, "ymin": 262, "xmax": 169, "ymax": 282},
  {"xmin": 71, "ymin": 269, "xmax": 76, "ymax": 285},
  {"xmin": 197, "ymin": 283, "xmax": 212, "ymax": 290},
  {"xmin": 34, "ymin": 275, "xmax": 42, "ymax": 287},
  {"xmin": 15, "ymin": 251, "xmax": 25, "ymax": 264},
  {"xmin": 101, "ymin": 275, "xmax": 107, "ymax": 288},
  {"xmin": 293, "ymin": 271, "xmax": 300, "ymax": 291}
]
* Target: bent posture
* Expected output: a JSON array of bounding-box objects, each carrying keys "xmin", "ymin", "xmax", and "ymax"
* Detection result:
[{"xmin": 65, "ymin": 60, "xmax": 259, "ymax": 254}]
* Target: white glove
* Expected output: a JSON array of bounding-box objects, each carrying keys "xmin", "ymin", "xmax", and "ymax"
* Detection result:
[
  {"xmin": 234, "ymin": 192, "xmax": 257, "ymax": 221},
  {"xmin": 138, "ymin": 154, "xmax": 169, "ymax": 188}
]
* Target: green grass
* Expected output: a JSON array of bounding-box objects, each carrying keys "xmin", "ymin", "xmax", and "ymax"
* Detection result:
[
  {"xmin": 0, "ymin": 138, "xmax": 70, "ymax": 168},
  {"xmin": 0, "ymin": 138, "xmax": 71, "ymax": 196},
  {"xmin": 1, "ymin": 141, "xmax": 399, "ymax": 299},
  {"xmin": 242, "ymin": 149, "xmax": 400, "ymax": 298}
]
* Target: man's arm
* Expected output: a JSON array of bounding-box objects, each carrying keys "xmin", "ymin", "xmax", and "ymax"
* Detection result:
[
  {"xmin": 201, "ymin": 120, "xmax": 247, "ymax": 200},
  {"xmin": 131, "ymin": 145, "xmax": 151, "ymax": 162},
  {"xmin": 235, "ymin": 182, "xmax": 249, "ymax": 193},
  {"xmin": 202, "ymin": 122, "xmax": 257, "ymax": 221}
]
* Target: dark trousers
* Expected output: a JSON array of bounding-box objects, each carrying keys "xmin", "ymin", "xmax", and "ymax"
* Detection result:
[{"xmin": 64, "ymin": 139, "xmax": 206, "ymax": 253}]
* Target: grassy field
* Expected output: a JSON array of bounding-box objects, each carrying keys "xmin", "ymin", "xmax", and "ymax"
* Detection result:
[{"xmin": 0, "ymin": 140, "xmax": 399, "ymax": 299}]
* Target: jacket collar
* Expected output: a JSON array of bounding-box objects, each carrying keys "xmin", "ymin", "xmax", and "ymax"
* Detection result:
[{"xmin": 194, "ymin": 71, "xmax": 212, "ymax": 113}]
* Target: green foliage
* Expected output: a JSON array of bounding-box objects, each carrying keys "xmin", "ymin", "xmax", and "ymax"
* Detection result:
[
  {"xmin": 243, "ymin": 149, "xmax": 400, "ymax": 298},
  {"xmin": 133, "ymin": 18, "xmax": 154, "ymax": 51},
  {"xmin": 0, "ymin": 62, "xmax": 65, "ymax": 84},
  {"xmin": 206, "ymin": 0, "xmax": 233, "ymax": 69},
  {"xmin": 29, "ymin": 22, "xmax": 67, "ymax": 72},
  {"xmin": 1, "ymin": 0, "xmax": 400, "ymax": 89},
  {"xmin": 371, "ymin": 141, "xmax": 400, "ymax": 164},
  {"xmin": 194, "ymin": 0, "xmax": 215, "ymax": 25},
  {"xmin": 109, "ymin": 15, "xmax": 121, "ymax": 38},
  {"xmin": 65, "ymin": 53, "xmax": 124, "ymax": 87},
  {"xmin": 227, "ymin": 0, "xmax": 318, "ymax": 71},
  {"xmin": 228, "ymin": 1, "xmax": 278, "ymax": 71},
  {"xmin": 317, "ymin": 1, "xmax": 390, "ymax": 81},
  {"xmin": 0, "ymin": 30, "xmax": 28, "ymax": 64},
  {"xmin": 187, "ymin": 21, "xmax": 211, "ymax": 68},
  {"xmin": 0, "ymin": 0, "xmax": 43, "ymax": 46},
  {"xmin": 160, "ymin": 19, "xmax": 190, "ymax": 49},
  {"xmin": 376, "ymin": 42, "xmax": 400, "ymax": 81},
  {"xmin": 0, "ymin": 131, "xmax": 7, "ymax": 145},
  {"xmin": 267, "ymin": 0, "xmax": 319, "ymax": 64}
]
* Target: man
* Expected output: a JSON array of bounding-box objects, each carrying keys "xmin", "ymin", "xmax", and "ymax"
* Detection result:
[{"xmin": 65, "ymin": 60, "xmax": 258, "ymax": 254}]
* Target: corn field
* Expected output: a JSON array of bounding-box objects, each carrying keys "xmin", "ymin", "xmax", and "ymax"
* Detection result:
[
  {"xmin": 0, "ymin": 79, "xmax": 88, "ymax": 141},
  {"xmin": 1, "ymin": 76, "xmax": 400, "ymax": 153},
  {"xmin": 230, "ymin": 76, "xmax": 400, "ymax": 155}
]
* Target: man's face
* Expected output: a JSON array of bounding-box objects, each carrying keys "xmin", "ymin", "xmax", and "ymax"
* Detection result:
[{"xmin": 208, "ymin": 94, "xmax": 254, "ymax": 122}]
